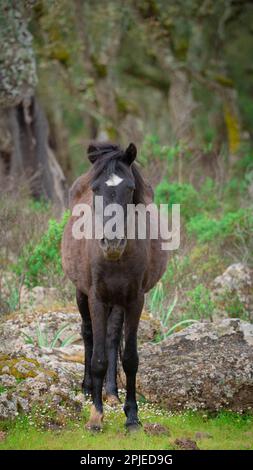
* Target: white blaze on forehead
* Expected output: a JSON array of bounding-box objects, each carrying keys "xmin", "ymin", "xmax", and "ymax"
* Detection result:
[{"xmin": 105, "ymin": 173, "xmax": 123, "ymax": 186}]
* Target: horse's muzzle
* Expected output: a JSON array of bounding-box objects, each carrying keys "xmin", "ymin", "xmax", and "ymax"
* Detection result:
[{"xmin": 99, "ymin": 237, "xmax": 127, "ymax": 260}]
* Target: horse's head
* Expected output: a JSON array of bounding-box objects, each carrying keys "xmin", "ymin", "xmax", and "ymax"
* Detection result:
[{"xmin": 88, "ymin": 142, "xmax": 137, "ymax": 261}]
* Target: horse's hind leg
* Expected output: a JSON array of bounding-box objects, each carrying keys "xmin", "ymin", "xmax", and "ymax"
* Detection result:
[
  {"xmin": 105, "ymin": 306, "xmax": 124, "ymax": 405},
  {"xmin": 76, "ymin": 289, "xmax": 93, "ymax": 396}
]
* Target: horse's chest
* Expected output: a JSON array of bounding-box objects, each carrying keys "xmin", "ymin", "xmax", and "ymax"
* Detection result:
[{"xmin": 95, "ymin": 266, "xmax": 141, "ymax": 305}]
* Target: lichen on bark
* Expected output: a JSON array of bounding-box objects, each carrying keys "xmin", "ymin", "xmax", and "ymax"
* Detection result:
[{"xmin": 0, "ymin": 0, "xmax": 37, "ymax": 107}]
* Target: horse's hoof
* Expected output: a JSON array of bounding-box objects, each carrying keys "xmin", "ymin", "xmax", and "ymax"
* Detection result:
[
  {"xmin": 82, "ymin": 384, "xmax": 92, "ymax": 396},
  {"xmin": 85, "ymin": 405, "xmax": 103, "ymax": 432},
  {"xmin": 105, "ymin": 394, "xmax": 121, "ymax": 407},
  {"xmin": 85, "ymin": 422, "xmax": 103, "ymax": 432},
  {"xmin": 125, "ymin": 420, "xmax": 142, "ymax": 432},
  {"xmin": 83, "ymin": 391, "xmax": 92, "ymax": 400}
]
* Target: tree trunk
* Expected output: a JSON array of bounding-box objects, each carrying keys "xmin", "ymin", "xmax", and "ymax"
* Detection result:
[{"xmin": 0, "ymin": 0, "xmax": 68, "ymax": 211}]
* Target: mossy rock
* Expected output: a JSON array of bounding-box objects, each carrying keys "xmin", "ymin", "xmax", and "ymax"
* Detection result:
[{"xmin": 0, "ymin": 355, "xmax": 57, "ymax": 380}]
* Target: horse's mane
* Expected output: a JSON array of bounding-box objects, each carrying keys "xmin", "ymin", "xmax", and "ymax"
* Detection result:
[{"xmin": 70, "ymin": 142, "xmax": 153, "ymax": 206}]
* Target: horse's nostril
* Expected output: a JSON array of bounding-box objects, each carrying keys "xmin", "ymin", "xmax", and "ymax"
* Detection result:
[
  {"xmin": 99, "ymin": 237, "xmax": 126, "ymax": 255},
  {"xmin": 100, "ymin": 238, "xmax": 107, "ymax": 248},
  {"xmin": 119, "ymin": 238, "xmax": 126, "ymax": 247}
]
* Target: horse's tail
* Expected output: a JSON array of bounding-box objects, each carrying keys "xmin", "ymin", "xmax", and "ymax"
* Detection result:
[{"xmin": 119, "ymin": 329, "xmax": 124, "ymax": 363}]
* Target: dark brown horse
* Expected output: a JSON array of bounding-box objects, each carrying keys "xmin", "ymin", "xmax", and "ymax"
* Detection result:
[{"xmin": 61, "ymin": 142, "xmax": 168, "ymax": 431}]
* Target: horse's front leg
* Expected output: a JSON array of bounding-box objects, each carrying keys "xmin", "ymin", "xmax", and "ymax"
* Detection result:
[
  {"xmin": 105, "ymin": 306, "xmax": 124, "ymax": 405},
  {"xmin": 76, "ymin": 289, "xmax": 93, "ymax": 396},
  {"xmin": 123, "ymin": 295, "xmax": 144, "ymax": 430},
  {"xmin": 86, "ymin": 292, "xmax": 108, "ymax": 431}
]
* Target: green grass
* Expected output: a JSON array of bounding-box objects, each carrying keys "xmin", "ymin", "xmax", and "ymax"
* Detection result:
[{"xmin": 1, "ymin": 402, "xmax": 253, "ymax": 450}]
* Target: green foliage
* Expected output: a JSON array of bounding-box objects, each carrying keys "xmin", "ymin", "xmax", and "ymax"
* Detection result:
[
  {"xmin": 14, "ymin": 210, "xmax": 70, "ymax": 287},
  {"xmin": 183, "ymin": 284, "xmax": 215, "ymax": 321},
  {"xmin": 186, "ymin": 208, "xmax": 253, "ymax": 245},
  {"xmin": 0, "ymin": 275, "xmax": 20, "ymax": 314},
  {"xmin": 139, "ymin": 135, "xmax": 181, "ymax": 171},
  {"xmin": 162, "ymin": 255, "xmax": 191, "ymax": 287},
  {"xmin": 22, "ymin": 323, "xmax": 79, "ymax": 349},
  {"xmin": 155, "ymin": 177, "xmax": 221, "ymax": 220},
  {"xmin": 6, "ymin": 287, "xmax": 20, "ymax": 313},
  {"xmin": 27, "ymin": 199, "xmax": 51, "ymax": 213},
  {"xmin": 198, "ymin": 178, "xmax": 220, "ymax": 212},
  {"xmin": 188, "ymin": 244, "xmax": 225, "ymax": 281},
  {"xmin": 225, "ymin": 294, "xmax": 248, "ymax": 320},
  {"xmin": 216, "ymin": 291, "xmax": 250, "ymax": 321},
  {"xmin": 149, "ymin": 282, "xmax": 197, "ymax": 340},
  {"xmin": 155, "ymin": 181, "xmax": 200, "ymax": 220}
]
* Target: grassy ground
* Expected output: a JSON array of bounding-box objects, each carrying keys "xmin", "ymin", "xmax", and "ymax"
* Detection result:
[{"xmin": 1, "ymin": 401, "xmax": 253, "ymax": 450}]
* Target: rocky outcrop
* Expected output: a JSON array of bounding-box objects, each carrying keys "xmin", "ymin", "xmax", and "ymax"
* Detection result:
[
  {"xmin": 0, "ymin": 308, "xmax": 159, "ymax": 419},
  {"xmin": 0, "ymin": 351, "xmax": 84, "ymax": 421},
  {"xmin": 137, "ymin": 319, "xmax": 253, "ymax": 412},
  {"xmin": 212, "ymin": 263, "xmax": 253, "ymax": 321},
  {"xmin": 1, "ymin": 307, "xmax": 253, "ymax": 419},
  {"xmin": 0, "ymin": 309, "xmax": 159, "ymax": 353},
  {"xmin": 213, "ymin": 263, "xmax": 253, "ymax": 294},
  {"xmin": 0, "ymin": 310, "xmax": 82, "ymax": 420}
]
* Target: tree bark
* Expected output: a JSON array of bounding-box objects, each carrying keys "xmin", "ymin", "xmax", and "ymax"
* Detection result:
[{"xmin": 0, "ymin": 0, "xmax": 68, "ymax": 210}]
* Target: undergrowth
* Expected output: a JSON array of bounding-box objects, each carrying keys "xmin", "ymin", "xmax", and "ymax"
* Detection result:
[{"xmin": 0, "ymin": 405, "xmax": 252, "ymax": 450}]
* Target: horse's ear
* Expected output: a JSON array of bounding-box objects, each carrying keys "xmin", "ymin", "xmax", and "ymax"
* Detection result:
[
  {"xmin": 123, "ymin": 143, "xmax": 137, "ymax": 165},
  {"xmin": 87, "ymin": 143, "xmax": 99, "ymax": 164}
]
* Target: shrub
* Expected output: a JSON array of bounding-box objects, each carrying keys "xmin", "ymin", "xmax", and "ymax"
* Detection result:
[
  {"xmin": 198, "ymin": 178, "xmax": 220, "ymax": 212},
  {"xmin": 148, "ymin": 283, "xmax": 197, "ymax": 340},
  {"xmin": 14, "ymin": 210, "xmax": 70, "ymax": 288},
  {"xmin": 0, "ymin": 189, "xmax": 59, "ymax": 313},
  {"xmin": 162, "ymin": 255, "xmax": 191, "ymax": 287},
  {"xmin": 215, "ymin": 290, "xmax": 250, "ymax": 321},
  {"xmin": 183, "ymin": 284, "xmax": 215, "ymax": 321},
  {"xmin": 139, "ymin": 134, "xmax": 181, "ymax": 169},
  {"xmin": 186, "ymin": 208, "xmax": 253, "ymax": 248},
  {"xmin": 155, "ymin": 181, "xmax": 201, "ymax": 220},
  {"xmin": 0, "ymin": 189, "xmax": 55, "ymax": 265}
]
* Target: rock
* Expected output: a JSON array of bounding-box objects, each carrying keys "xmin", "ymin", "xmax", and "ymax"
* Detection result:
[
  {"xmin": 213, "ymin": 263, "xmax": 253, "ymax": 292},
  {"xmin": 137, "ymin": 319, "xmax": 253, "ymax": 412},
  {"xmin": 0, "ymin": 393, "xmax": 18, "ymax": 419},
  {"xmin": 0, "ymin": 308, "xmax": 158, "ymax": 359},
  {"xmin": 143, "ymin": 423, "xmax": 170, "ymax": 435},
  {"xmin": 0, "ymin": 306, "xmax": 161, "ymax": 421},
  {"xmin": 0, "ymin": 374, "xmax": 16, "ymax": 387},
  {"xmin": 17, "ymin": 397, "xmax": 29, "ymax": 413},
  {"xmin": 0, "ymin": 310, "xmax": 82, "ymax": 354},
  {"xmin": 0, "ymin": 309, "xmax": 85, "ymax": 420},
  {"xmin": 0, "ymin": 350, "xmax": 84, "ymax": 420},
  {"xmin": 20, "ymin": 286, "xmax": 60, "ymax": 309},
  {"xmin": 138, "ymin": 311, "xmax": 161, "ymax": 343},
  {"xmin": 51, "ymin": 345, "xmax": 84, "ymax": 363},
  {"xmin": 174, "ymin": 438, "xmax": 199, "ymax": 450},
  {"xmin": 212, "ymin": 263, "xmax": 253, "ymax": 320}
]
